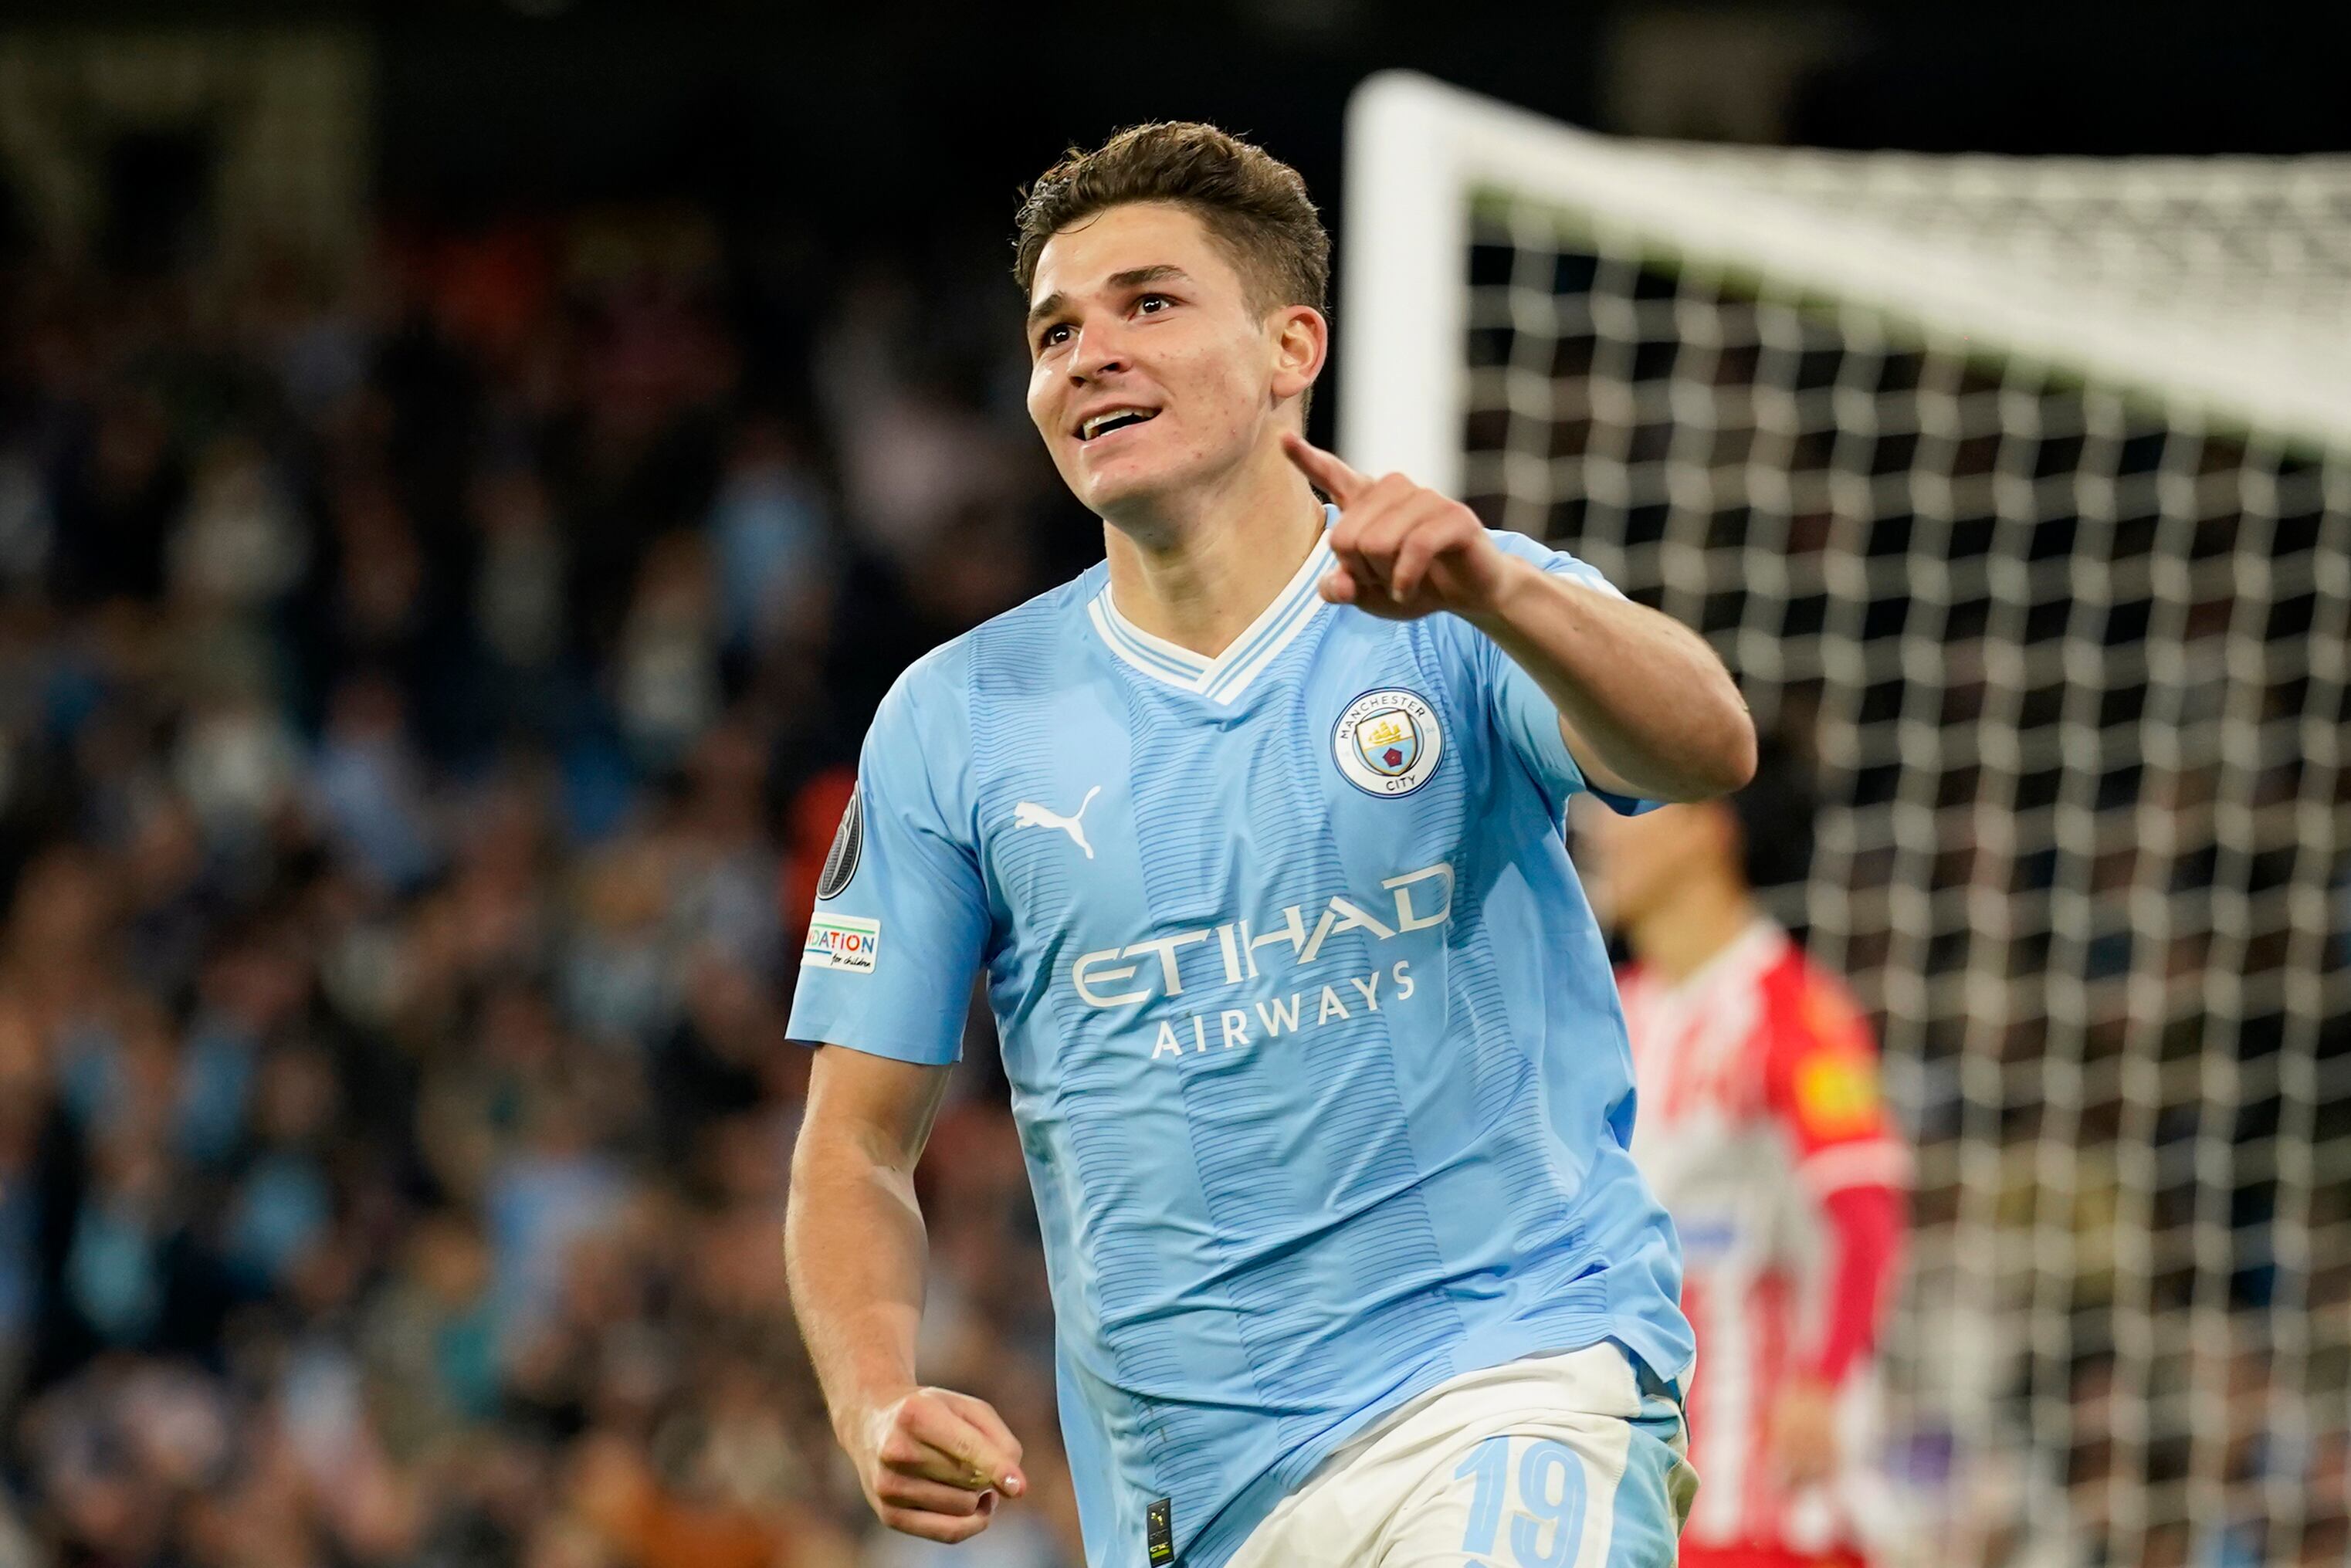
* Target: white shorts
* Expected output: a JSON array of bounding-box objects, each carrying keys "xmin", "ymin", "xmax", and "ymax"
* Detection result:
[{"xmin": 1227, "ymin": 1343, "xmax": 1699, "ymax": 1568}]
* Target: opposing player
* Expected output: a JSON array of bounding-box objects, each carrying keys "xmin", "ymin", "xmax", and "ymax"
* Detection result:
[
  {"xmin": 784, "ymin": 121, "xmax": 1756, "ymax": 1568},
  {"xmin": 1579, "ymin": 746, "xmax": 1909, "ymax": 1568}
]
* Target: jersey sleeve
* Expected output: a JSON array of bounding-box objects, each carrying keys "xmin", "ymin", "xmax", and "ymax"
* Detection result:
[
  {"xmin": 784, "ymin": 652, "xmax": 989, "ymax": 1065},
  {"xmin": 1759, "ymin": 962, "xmax": 1910, "ymax": 1382},
  {"xmin": 1476, "ymin": 530, "xmax": 1657, "ymax": 816},
  {"xmin": 1760, "ymin": 965, "xmax": 1910, "ymax": 1197}
]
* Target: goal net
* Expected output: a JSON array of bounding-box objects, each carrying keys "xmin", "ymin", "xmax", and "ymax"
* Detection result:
[{"xmin": 1339, "ymin": 73, "xmax": 2349, "ymax": 1568}]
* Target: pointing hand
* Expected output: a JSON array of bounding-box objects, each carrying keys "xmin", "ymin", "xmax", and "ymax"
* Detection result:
[{"xmin": 1282, "ymin": 431, "xmax": 1520, "ymax": 621}]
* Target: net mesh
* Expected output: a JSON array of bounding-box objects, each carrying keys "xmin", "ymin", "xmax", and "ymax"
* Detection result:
[{"xmin": 1457, "ymin": 184, "xmax": 2350, "ymax": 1566}]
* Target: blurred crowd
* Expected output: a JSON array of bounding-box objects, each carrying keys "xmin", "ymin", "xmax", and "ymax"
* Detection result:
[{"xmin": 0, "ymin": 208, "xmax": 1091, "ymax": 1567}]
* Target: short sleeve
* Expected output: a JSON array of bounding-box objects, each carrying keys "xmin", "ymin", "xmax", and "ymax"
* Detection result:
[
  {"xmin": 1479, "ymin": 530, "xmax": 1658, "ymax": 816},
  {"xmin": 1760, "ymin": 967, "xmax": 1910, "ymax": 1197},
  {"xmin": 785, "ymin": 656, "xmax": 989, "ymax": 1065}
]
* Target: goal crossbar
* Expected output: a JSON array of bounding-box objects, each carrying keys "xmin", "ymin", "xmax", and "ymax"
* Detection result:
[{"xmin": 1339, "ymin": 70, "xmax": 2351, "ymax": 485}]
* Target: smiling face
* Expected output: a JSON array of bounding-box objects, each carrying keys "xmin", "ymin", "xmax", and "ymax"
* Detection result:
[{"xmin": 1025, "ymin": 201, "xmax": 1322, "ymax": 524}]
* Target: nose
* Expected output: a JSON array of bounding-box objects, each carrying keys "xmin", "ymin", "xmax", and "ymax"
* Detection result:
[{"xmin": 1069, "ymin": 319, "xmax": 1130, "ymax": 384}]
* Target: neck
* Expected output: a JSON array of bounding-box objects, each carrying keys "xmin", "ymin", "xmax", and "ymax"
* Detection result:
[
  {"xmin": 1628, "ymin": 875, "xmax": 1763, "ymax": 985},
  {"xmin": 1100, "ymin": 438, "xmax": 1326, "ymax": 658}
]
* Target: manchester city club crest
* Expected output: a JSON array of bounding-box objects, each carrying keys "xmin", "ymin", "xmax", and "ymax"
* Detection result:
[{"xmin": 1332, "ymin": 688, "xmax": 1445, "ymax": 797}]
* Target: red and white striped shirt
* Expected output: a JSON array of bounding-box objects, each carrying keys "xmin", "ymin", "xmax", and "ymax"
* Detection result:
[{"xmin": 1621, "ymin": 920, "xmax": 1908, "ymax": 1557}]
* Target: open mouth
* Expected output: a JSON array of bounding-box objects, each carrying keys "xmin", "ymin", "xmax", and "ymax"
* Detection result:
[{"xmin": 1076, "ymin": 408, "xmax": 1160, "ymax": 442}]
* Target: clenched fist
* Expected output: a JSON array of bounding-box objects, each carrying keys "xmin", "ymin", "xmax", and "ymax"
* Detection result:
[
  {"xmin": 845, "ymin": 1384, "xmax": 1028, "ymax": 1544},
  {"xmin": 1283, "ymin": 431, "xmax": 1522, "ymax": 622}
]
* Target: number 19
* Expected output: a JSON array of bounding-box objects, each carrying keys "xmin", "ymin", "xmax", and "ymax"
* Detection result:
[{"xmin": 1453, "ymin": 1435, "xmax": 1587, "ymax": 1567}]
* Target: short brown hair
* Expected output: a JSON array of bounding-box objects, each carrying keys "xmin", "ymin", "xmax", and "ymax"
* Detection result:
[{"xmin": 1012, "ymin": 121, "xmax": 1329, "ymax": 320}]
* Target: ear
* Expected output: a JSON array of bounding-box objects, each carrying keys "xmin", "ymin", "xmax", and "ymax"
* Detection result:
[{"xmin": 1268, "ymin": 305, "xmax": 1328, "ymax": 403}]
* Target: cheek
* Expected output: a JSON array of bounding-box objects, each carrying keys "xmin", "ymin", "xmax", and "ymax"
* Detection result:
[
  {"xmin": 1028, "ymin": 375, "xmax": 1086, "ymax": 482},
  {"xmin": 1165, "ymin": 341, "xmax": 1265, "ymax": 444},
  {"xmin": 1025, "ymin": 369, "xmax": 1058, "ymax": 437}
]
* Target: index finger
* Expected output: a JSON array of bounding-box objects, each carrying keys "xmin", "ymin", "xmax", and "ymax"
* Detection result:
[
  {"xmin": 936, "ymin": 1390, "xmax": 1025, "ymax": 1478},
  {"xmin": 1280, "ymin": 431, "xmax": 1368, "ymax": 506},
  {"xmin": 903, "ymin": 1397, "xmax": 1022, "ymax": 1491}
]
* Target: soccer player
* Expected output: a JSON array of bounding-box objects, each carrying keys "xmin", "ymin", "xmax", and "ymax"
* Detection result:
[
  {"xmin": 1578, "ymin": 745, "xmax": 1909, "ymax": 1568},
  {"xmin": 783, "ymin": 121, "xmax": 1756, "ymax": 1568}
]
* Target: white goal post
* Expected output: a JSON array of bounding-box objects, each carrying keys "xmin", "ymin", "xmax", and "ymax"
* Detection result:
[
  {"xmin": 1340, "ymin": 70, "xmax": 2351, "ymax": 486},
  {"xmin": 1339, "ymin": 70, "xmax": 2350, "ymax": 1568}
]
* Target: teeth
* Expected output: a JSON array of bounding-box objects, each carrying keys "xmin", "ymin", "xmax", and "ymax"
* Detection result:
[{"xmin": 1082, "ymin": 409, "xmax": 1152, "ymax": 440}]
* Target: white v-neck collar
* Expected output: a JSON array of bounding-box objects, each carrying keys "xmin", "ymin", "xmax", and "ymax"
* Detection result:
[{"xmin": 1086, "ymin": 507, "xmax": 1337, "ymax": 706}]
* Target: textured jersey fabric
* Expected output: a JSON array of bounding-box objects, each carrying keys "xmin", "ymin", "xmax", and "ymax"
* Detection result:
[{"xmin": 790, "ymin": 513, "xmax": 1693, "ymax": 1567}]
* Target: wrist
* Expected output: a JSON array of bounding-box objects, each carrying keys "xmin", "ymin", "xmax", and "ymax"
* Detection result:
[
  {"xmin": 1461, "ymin": 554, "xmax": 1545, "ymax": 638},
  {"xmin": 833, "ymin": 1377, "xmax": 920, "ymax": 1454}
]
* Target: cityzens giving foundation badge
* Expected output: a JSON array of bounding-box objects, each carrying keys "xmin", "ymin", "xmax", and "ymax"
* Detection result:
[{"xmin": 1333, "ymin": 688, "xmax": 1444, "ymax": 797}]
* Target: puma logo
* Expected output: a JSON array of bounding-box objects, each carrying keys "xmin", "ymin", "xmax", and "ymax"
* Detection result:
[{"xmin": 1013, "ymin": 786, "xmax": 1101, "ymax": 859}]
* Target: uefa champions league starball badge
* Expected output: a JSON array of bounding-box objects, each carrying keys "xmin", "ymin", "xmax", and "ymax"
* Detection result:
[{"xmin": 1332, "ymin": 689, "xmax": 1444, "ymax": 797}]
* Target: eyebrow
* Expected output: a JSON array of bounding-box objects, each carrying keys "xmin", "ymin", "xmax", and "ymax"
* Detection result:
[{"xmin": 1026, "ymin": 265, "xmax": 1194, "ymax": 330}]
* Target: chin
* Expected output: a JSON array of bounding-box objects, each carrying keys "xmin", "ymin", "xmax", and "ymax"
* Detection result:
[{"xmin": 1076, "ymin": 455, "xmax": 1188, "ymax": 519}]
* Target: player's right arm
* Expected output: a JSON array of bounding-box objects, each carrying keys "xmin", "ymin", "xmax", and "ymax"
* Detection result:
[
  {"xmin": 781, "ymin": 650, "xmax": 1020, "ymax": 1541},
  {"xmin": 1282, "ymin": 432, "xmax": 1753, "ymax": 803},
  {"xmin": 1758, "ymin": 963, "xmax": 1909, "ymax": 1490},
  {"xmin": 786, "ymin": 1045, "xmax": 1028, "ymax": 1540}
]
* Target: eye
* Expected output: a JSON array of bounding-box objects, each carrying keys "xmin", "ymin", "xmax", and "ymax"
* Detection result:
[
  {"xmin": 1038, "ymin": 323, "xmax": 1072, "ymax": 351},
  {"xmin": 1136, "ymin": 293, "xmax": 1172, "ymax": 315}
]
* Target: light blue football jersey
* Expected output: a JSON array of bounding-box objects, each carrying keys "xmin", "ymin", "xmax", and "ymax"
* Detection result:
[{"xmin": 788, "ymin": 512, "xmax": 1693, "ymax": 1568}]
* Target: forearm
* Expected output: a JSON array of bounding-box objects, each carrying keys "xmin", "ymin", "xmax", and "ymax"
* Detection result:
[
  {"xmin": 1466, "ymin": 557, "xmax": 1754, "ymax": 801},
  {"xmin": 1804, "ymin": 1180, "xmax": 1906, "ymax": 1384},
  {"xmin": 786, "ymin": 1124, "xmax": 932, "ymax": 1446}
]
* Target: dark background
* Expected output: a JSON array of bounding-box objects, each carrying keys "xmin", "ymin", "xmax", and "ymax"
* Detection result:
[{"xmin": 12, "ymin": 2, "xmax": 2349, "ymax": 247}]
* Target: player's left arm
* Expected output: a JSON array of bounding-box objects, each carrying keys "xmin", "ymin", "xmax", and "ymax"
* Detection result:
[{"xmin": 1283, "ymin": 434, "xmax": 1753, "ymax": 801}]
